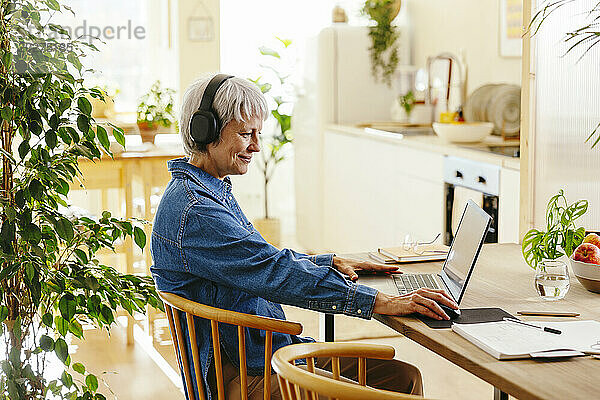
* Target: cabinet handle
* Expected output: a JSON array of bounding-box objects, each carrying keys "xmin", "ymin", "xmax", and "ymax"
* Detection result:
[
  {"xmin": 455, "ymin": 171, "xmax": 463, "ymax": 178},
  {"xmin": 478, "ymin": 176, "xmax": 487, "ymax": 184}
]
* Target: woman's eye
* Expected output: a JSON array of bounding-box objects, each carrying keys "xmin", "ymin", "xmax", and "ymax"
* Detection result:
[{"xmin": 239, "ymin": 132, "xmax": 252, "ymax": 137}]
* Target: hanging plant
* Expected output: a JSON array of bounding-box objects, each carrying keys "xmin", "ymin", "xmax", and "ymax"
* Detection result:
[
  {"xmin": 0, "ymin": 1, "xmax": 162, "ymax": 398},
  {"xmin": 361, "ymin": 0, "xmax": 401, "ymax": 87}
]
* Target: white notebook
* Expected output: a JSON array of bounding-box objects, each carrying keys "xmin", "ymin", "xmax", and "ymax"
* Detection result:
[{"xmin": 452, "ymin": 320, "xmax": 600, "ymax": 360}]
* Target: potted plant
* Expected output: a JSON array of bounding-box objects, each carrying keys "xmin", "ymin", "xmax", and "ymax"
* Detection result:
[
  {"xmin": 361, "ymin": 0, "xmax": 402, "ymax": 87},
  {"xmin": 136, "ymin": 81, "xmax": 176, "ymax": 144},
  {"xmin": 248, "ymin": 38, "xmax": 295, "ymax": 247},
  {"xmin": 1, "ymin": 1, "xmax": 161, "ymax": 398}
]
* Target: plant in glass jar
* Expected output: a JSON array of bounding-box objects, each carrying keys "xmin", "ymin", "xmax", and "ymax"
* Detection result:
[{"xmin": 522, "ymin": 190, "xmax": 588, "ymax": 299}]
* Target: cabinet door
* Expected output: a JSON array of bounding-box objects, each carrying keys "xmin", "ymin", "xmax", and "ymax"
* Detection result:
[
  {"xmin": 499, "ymin": 167, "xmax": 520, "ymax": 243},
  {"xmin": 323, "ymin": 131, "xmax": 444, "ymax": 253}
]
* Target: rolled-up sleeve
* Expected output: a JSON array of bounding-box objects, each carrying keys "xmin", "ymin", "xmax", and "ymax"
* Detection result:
[{"xmin": 181, "ymin": 202, "xmax": 377, "ymax": 319}]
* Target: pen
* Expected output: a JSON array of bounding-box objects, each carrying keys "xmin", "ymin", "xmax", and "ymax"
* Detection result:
[
  {"xmin": 503, "ymin": 317, "xmax": 562, "ymax": 335},
  {"xmin": 517, "ymin": 311, "xmax": 580, "ymax": 317}
]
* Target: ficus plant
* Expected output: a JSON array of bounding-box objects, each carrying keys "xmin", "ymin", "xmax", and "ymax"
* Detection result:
[
  {"xmin": 0, "ymin": 1, "xmax": 162, "ymax": 399},
  {"xmin": 522, "ymin": 190, "xmax": 588, "ymax": 269},
  {"xmin": 248, "ymin": 37, "xmax": 294, "ymax": 220}
]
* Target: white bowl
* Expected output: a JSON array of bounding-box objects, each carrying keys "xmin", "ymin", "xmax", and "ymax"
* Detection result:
[
  {"xmin": 432, "ymin": 122, "xmax": 494, "ymax": 143},
  {"xmin": 569, "ymin": 257, "xmax": 600, "ymax": 293}
]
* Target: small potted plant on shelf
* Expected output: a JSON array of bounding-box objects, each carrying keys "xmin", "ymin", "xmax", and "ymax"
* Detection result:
[
  {"xmin": 248, "ymin": 37, "xmax": 295, "ymax": 247},
  {"xmin": 361, "ymin": 0, "xmax": 402, "ymax": 87},
  {"xmin": 136, "ymin": 80, "xmax": 177, "ymax": 144}
]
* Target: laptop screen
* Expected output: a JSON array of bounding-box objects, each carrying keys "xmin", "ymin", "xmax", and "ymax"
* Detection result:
[{"xmin": 440, "ymin": 200, "xmax": 492, "ymax": 304}]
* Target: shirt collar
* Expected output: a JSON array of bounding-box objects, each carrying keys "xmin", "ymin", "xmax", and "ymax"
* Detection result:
[{"xmin": 168, "ymin": 157, "xmax": 232, "ymax": 201}]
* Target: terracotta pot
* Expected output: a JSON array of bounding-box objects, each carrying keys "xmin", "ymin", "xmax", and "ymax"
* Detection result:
[
  {"xmin": 253, "ymin": 218, "xmax": 281, "ymax": 248},
  {"xmin": 137, "ymin": 121, "xmax": 159, "ymax": 144}
]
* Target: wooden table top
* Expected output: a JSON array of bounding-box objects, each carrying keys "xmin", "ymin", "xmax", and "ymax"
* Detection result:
[{"xmin": 360, "ymin": 244, "xmax": 600, "ymax": 400}]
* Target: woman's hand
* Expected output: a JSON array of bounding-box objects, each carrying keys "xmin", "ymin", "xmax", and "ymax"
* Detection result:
[
  {"xmin": 373, "ymin": 288, "xmax": 458, "ymax": 320},
  {"xmin": 332, "ymin": 256, "xmax": 399, "ymax": 281}
]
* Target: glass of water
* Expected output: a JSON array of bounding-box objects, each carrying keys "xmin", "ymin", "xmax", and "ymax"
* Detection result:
[{"xmin": 534, "ymin": 260, "xmax": 570, "ymax": 300}]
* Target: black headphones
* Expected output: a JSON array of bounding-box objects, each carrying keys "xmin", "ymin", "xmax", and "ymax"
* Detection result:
[{"xmin": 190, "ymin": 74, "xmax": 234, "ymax": 145}]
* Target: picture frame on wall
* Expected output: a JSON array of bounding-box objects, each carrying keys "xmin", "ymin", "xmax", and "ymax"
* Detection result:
[
  {"xmin": 499, "ymin": 0, "xmax": 523, "ymax": 57},
  {"xmin": 188, "ymin": 16, "xmax": 214, "ymax": 42}
]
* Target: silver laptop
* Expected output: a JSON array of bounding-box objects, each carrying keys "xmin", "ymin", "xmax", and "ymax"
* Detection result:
[{"xmin": 359, "ymin": 200, "xmax": 492, "ymax": 308}]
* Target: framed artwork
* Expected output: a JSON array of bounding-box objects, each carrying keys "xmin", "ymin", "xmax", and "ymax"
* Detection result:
[
  {"xmin": 188, "ymin": 16, "xmax": 214, "ymax": 42},
  {"xmin": 499, "ymin": 0, "xmax": 523, "ymax": 57}
]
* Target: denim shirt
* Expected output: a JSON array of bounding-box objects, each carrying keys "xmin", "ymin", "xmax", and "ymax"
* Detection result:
[{"xmin": 150, "ymin": 158, "xmax": 378, "ymax": 400}]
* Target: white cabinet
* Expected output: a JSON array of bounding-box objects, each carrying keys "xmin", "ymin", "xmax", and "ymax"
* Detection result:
[
  {"xmin": 499, "ymin": 167, "xmax": 520, "ymax": 243},
  {"xmin": 322, "ymin": 130, "xmax": 445, "ymax": 253}
]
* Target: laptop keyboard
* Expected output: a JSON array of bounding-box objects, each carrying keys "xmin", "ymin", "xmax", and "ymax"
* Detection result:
[{"xmin": 393, "ymin": 274, "xmax": 440, "ymax": 294}]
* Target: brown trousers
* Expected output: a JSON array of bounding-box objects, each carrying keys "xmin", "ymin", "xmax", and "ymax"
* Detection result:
[{"xmin": 219, "ymin": 355, "xmax": 423, "ymax": 400}]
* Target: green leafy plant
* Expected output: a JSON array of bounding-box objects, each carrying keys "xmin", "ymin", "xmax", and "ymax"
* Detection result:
[
  {"xmin": 522, "ymin": 190, "xmax": 588, "ymax": 269},
  {"xmin": 398, "ymin": 90, "xmax": 415, "ymax": 116},
  {"xmin": 361, "ymin": 0, "xmax": 401, "ymax": 87},
  {"xmin": 0, "ymin": 1, "xmax": 161, "ymax": 398},
  {"xmin": 529, "ymin": 0, "xmax": 600, "ymax": 148},
  {"xmin": 249, "ymin": 37, "xmax": 294, "ymax": 220},
  {"xmin": 136, "ymin": 80, "xmax": 176, "ymax": 130}
]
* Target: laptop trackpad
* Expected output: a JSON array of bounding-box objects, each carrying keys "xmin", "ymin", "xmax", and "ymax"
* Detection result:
[{"xmin": 417, "ymin": 307, "xmax": 515, "ymax": 329}]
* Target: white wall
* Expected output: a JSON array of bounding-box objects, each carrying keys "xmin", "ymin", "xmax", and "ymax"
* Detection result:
[
  {"xmin": 177, "ymin": 0, "xmax": 220, "ymax": 97},
  {"xmin": 405, "ymin": 0, "xmax": 522, "ymax": 93}
]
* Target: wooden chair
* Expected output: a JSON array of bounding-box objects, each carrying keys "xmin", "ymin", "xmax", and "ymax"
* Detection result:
[
  {"xmin": 271, "ymin": 342, "xmax": 435, "ymax": 400},
  {"xmin": 158, "ymin": 291, "xmax": 303, "ymax": 400}
]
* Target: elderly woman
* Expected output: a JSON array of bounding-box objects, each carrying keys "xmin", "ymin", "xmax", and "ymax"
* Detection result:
[{"xmin": 151, "ymin": 74, "xmax": 457, "ymax": 400}]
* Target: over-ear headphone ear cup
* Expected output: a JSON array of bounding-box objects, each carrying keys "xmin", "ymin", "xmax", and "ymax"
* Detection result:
[{"xmin": 190, "ymin": 110, "xmax": 219, "ymax": 145}]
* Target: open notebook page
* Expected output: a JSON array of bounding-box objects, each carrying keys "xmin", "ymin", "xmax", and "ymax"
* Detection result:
[{"xmin": 452, "ymin": 320, "xmax": 600, "ymax": 360}]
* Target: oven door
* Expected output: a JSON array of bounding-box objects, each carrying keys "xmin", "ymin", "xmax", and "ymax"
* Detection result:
[{"xmin": 444, "ymin": 183, "xmax": 498, "ymax": 245}]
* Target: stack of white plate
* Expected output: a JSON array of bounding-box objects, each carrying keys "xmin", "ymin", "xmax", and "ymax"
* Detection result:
[{"xmin": 463, "ymin": 84, "xmax": 521, "ymax": 137}]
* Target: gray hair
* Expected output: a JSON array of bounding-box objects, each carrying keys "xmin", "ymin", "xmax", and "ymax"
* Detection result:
[{"xmin": 180, "ymin": 74, "xmax": 269, "ymax": 155}]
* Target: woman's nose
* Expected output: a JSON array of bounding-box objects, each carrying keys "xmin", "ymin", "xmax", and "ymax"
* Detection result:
[{"xmin": 249, "ymin": 133, "xmax": 261, "ymax": 152}]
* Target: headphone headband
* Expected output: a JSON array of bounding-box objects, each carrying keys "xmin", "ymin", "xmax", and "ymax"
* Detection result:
[{"xmin": 199, "ymin": 74, "xmax": 233, "ymax": 112}]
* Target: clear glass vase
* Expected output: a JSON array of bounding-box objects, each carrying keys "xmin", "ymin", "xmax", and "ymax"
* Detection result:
[{"xmin": 534, "ymin": 260, "xmax": 570, "ymax": 301}]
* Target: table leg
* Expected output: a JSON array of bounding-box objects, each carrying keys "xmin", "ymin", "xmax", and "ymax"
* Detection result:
[
  {"xmin": 494, "ymin": 387, "xmax": 508, "ymax": 400},
  {"xmin": 124, "ymin": 163, "xmax": 135, "ymax": 345},
  {"xmin": 319, "ymin": 314, "xmax": 335, "ymax": 342}
]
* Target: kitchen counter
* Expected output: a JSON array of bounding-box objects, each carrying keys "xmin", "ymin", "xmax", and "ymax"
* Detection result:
[{"xmin": 327, "ymin": 124, "xmax": 521, "ymax": 170}]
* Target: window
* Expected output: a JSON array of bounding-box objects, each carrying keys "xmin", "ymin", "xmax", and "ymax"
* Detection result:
[{"xmin": 55, "ymin": 0, "xmax": 177, "ymax": 112}]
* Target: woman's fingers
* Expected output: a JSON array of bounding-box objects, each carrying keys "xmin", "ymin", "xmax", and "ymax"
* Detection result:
[
  {"xmin": 411, "ymin": 303, "xmax": 445, "ymax": 320},
  {"xmin": 414, "ymin": 288, "xmax": 458, "ymax": 308},
  {"xmin": 411, "ymin": 293, "xmax": 450, "ymax": 320}
]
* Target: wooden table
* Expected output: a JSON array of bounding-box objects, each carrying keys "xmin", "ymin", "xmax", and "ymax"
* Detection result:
[
  {"xmin": 70, "ymin": 145, "xmax": 184, "ymax": 344},
  {"xmin": 347, "ymin": 244, "xmax": 600, "ymax": 400}
]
